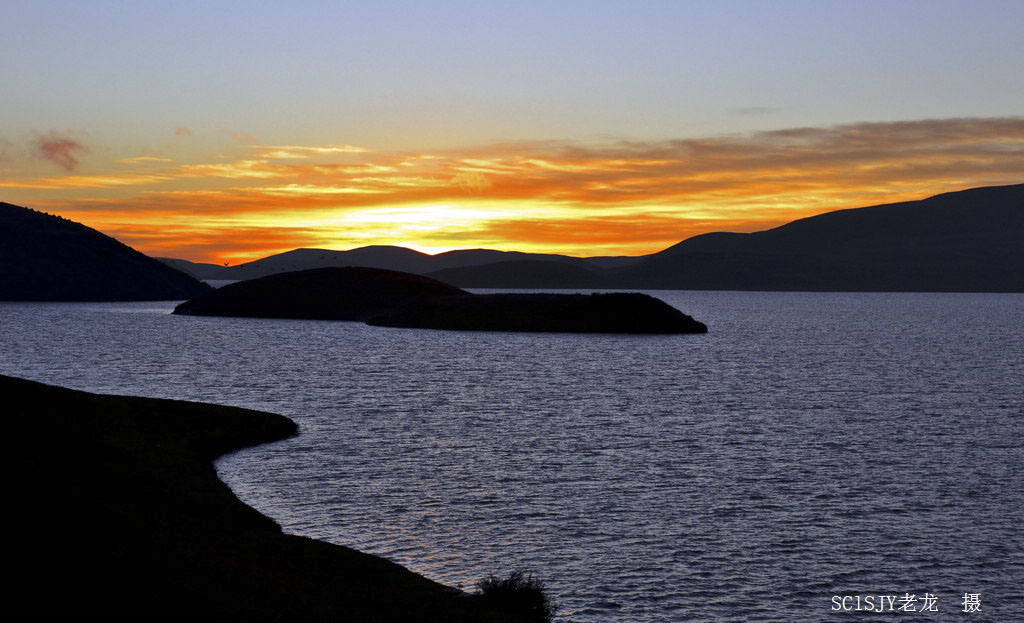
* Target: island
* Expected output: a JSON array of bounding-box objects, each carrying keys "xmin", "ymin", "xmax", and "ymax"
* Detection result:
[
  {"xmin": 370, "ymin": 291, "xmax": 707, "ymax": 333},
  {"xmin": 173, "ymin": 265, "xmax": 469, "ymax": 320},
  {"xmin": 172, "ymin": 266, "xmax": 708, "ymax": 333},
  {"xmin": 7, "ymin": 374, "xmax": 538, "ymax": 622}
]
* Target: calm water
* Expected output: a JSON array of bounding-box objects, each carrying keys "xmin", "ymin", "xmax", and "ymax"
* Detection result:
[{"xmin": 1, "ymin": 291, "xmax": 1021, "ymax": 622}]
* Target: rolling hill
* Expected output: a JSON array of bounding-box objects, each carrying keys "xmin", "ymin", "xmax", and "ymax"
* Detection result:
[
  {"xmin": 610, "ymin": 183, "xmax": 1023, "ymax": 291},
  {"xmin": 159, "ymin": 246, "xmax": 640, "ymax": 281},
  {"xmin": 0, "ymin": 202, "xmax": 211, "ymax": 301},
  {"xmin": 428, "ymin": 183, "xmax": 1023, "ymax": 291},
  {"xmin": 153, "ymin": 182, "xmax": 1023, "ymax": 292}
]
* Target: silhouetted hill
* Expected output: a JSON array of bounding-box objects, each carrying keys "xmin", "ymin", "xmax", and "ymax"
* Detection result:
[
  {"xmin": 158, "ymin": 246, "xmax": 641, "ymax": 281},
  {"xmin": 220, "ymin": 246, "xmax": 434, "ymax": 280},
  {"xmin": 158, "ymin": 184, "xmax": 1021, "ymax": 292},
  {"xmin": 7, "ymin": 374, "xmax": 531, "ymax": 623},
  {"xmin": 0, "ymin": 203, "xmax": 211, "ymax": 301},
  {"xmin": 427, "ymin": 260, "xmax": 613, "ymax": 289},
  {"xmin": 430, "ymin": 248, "xmax": 636, "ymax": 272},
  {"xmin": 616, "ymin": 183, "xmax": 1023, "ymax": 291},
  {"xmin": 174, "ymin": 266, "xmax": 468, "ymax": 320},
  {"xmin": 174, "ymin": 267, "xmax": 707, "ymax": 333},
  {"xmin": 155, "ymin": 257, "xmax": 228, "ymax": 280}
]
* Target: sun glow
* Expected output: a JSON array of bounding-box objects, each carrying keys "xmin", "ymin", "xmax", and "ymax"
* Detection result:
[
  {"xmin": 263, "ymin": 201, "xmax": 574, "ymax": 258},
  {"xmin": 5, "ymin": 117, "xmax": 1022, "ymax": 264}
]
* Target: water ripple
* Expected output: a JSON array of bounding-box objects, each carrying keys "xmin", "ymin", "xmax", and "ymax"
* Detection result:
[{"xmin": 1, "ymin": 292, "xmax": 1021, "ymax": 621}]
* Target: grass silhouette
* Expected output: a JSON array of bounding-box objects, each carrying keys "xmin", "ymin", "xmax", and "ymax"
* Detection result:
[{"xmin": 477, "ymin": 569, "xmax": 557, "ymax": 622}]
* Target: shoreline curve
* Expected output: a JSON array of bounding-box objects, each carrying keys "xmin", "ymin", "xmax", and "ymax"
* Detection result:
[{"xmin": 7, "ymin": 374, "xmax": 529, "ymax": 622}]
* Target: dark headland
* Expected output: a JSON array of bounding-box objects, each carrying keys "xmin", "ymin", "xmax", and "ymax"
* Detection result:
[
  {"xmin": 7, "ymin": 374, "xmax": 534, "ymax": 622},
  {"xmin": 173, "ymin": 266, "xmax": 708, "ymax": 333},
  {"xmin": 0, "ymin": 202, "xmax": 211, "ymax": 301},
  {"xmin": 608, "ymin": 182, "xmax": 1024, "ymax": 292}
]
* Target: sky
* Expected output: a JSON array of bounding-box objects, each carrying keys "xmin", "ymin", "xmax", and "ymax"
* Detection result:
[{"xmin": 2, "ymin": 0, "xmax": 1022, "ymax": 264}]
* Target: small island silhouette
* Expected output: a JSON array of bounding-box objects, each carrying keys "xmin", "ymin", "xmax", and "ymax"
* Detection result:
[{"xmin": 172, "ymin": 266, "xmax": 708, "ymax": 334}]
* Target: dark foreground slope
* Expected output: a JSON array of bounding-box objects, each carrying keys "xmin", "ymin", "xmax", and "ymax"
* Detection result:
[
  {"xmin": 614, "ymin": 183, "xmax": 1024, "ymax": 291},
  {"xmin": 174, "ymin": 267, "xmax": 707, "ymax": 333},
  {"xmin": 7, "ymin": 374, "xmax": 530, "ymax": 623},
  {"xmin": 0, "ymin": 202, "xmax": 211, "ymax": 300}
]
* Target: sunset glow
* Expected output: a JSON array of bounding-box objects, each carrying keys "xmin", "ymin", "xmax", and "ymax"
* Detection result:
[{"xmin": 2, "ymin": 2, "xmax": 1022, "ymax": 264}]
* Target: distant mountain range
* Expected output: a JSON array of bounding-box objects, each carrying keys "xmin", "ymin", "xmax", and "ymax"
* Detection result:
[
  {"xmin": 161, "ymin": 183, "xmax": 1023, "ymax": 292},
  {"xmin": 158, "ymin": 246, "xmax": 640, "ymax": 282},
  {"xmin": 1, "ymin": 203, "xmax": 211, "ymax": 301}
]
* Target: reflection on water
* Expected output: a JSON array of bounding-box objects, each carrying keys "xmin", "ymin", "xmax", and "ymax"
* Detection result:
[{"xmin": 1, "ymin": 292, "xmax": 1021, "ymax": 622}]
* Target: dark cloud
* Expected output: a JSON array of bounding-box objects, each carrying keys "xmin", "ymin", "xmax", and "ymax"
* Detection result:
[{"xmin": 34, "ymin": 131, "xmax": 89, "ymax": 171}]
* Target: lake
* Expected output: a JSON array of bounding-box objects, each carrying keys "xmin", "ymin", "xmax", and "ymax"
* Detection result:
[{"xmin": 1, "ymin": 291, "xmax": 1020, "ymax": 622}]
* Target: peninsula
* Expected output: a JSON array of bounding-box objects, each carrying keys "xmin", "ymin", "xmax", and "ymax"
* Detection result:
[{"xmin": 7, "ymin": 374, "xmax": 533, "ymax": 622}]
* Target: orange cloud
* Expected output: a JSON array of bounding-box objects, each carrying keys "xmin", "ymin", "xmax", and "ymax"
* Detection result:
[
  {"xmin": 101, "ymin": 221, "xmax": 325, "ymax": 266},
  {"xmin": 250, "ymin": 144, "xmax": 368, "ymax": 159},
  {"xmin": 117, "ymin": 156, "xmax": 176, "ymax": 164},
  {"xmin": 0, "ymin": 173, "xmax": 171, "ymax": 189},
  {"xmin": 175, "ymin": 160, "xmax": 286, "ymax": 179},
  {"xmin": 412, "ymin": 212, "xmax": 780, "ymax": 256},
  {"xmin": 12, "ymin": 116, "xmax": 1023, "ymax": 263}
]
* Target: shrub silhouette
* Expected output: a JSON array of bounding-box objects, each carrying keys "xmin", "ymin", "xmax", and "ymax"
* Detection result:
[{"xmin": 475, "ymin": 569, "xmax": 556, "ymax": 622}]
